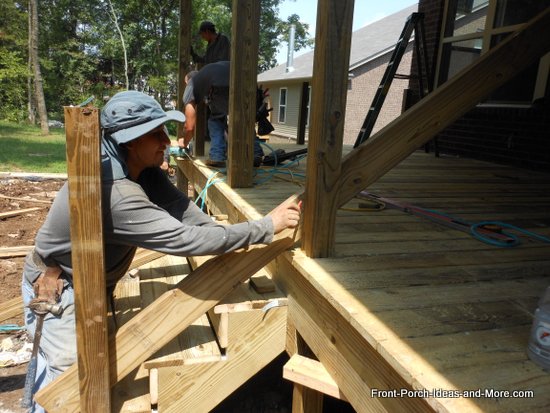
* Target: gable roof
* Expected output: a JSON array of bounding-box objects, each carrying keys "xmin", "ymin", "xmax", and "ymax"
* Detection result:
[{"xmin": 258, "ymin": 3, "xmax": 418, "ymax": 83}]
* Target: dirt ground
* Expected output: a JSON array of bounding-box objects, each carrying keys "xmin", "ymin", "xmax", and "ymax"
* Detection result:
[
  {"xmin": 0, "ymin": 176, "xmax": 352, "ymax": 413},
  {"xmin": 0, "ymin": 176, "xmax": 64, "ymax": 413}
]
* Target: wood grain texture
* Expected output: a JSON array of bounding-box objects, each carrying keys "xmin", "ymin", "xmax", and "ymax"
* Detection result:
[
  {"xmin": 0, "ymin": 207, "xmax": 43, "ymax": 219},
  {"xmin": 302, "ymin": 0, "xmax": 355, "ymax": 257},
  {"xmin": 227, "ymin": 0, "xmax": 261, "ymax": 187},
  {"xmin": 34, "ymin": 233, "xmax": 296, "ymax": 411},
  {"xmin": 64, "ymin": 106, "xmax": 110, "ymax": 412},
  {"xmin": 0, "ymin": 245, "xmax": 33, "ymax": 258},
  {"xmin": 0, "ymin": 297, "xmax": 24, "ymax": 323},
  {"xmin": 284, "ymin": 354, "xmax": 347, "ymax": 401},
  {"xmin": 176, "ymin": 0, "xmax": 192, "ymax": 142},
  {"xmin": 158, "ymin": 305, "xmax": 286, "ymax": 412}
]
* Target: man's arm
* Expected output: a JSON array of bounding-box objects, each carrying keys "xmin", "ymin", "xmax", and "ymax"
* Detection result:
[{"xmin": 178, "ymin": 102, "xmax": 196, "ymax": 148}]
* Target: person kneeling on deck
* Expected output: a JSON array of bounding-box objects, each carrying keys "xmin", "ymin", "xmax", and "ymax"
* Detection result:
[
  {"xmin": 21, "ymin": 90, "xmax": 301, "ymax": 412},
  {"xmin": 180, "ymin": 61, "xmax": 265, "ymax": 167}
]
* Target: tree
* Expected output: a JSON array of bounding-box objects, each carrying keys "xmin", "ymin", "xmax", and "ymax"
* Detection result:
[
  {"xmin": 29, "ymin": 0, "xmax": 49, "ymax": 134},
  {"xmin": 0, "ymin": 1, "xmax": 29, "ymax": 122},
  {"xmin": 105, "ymin": 0, "xmax": 129, "ymax": 89}
]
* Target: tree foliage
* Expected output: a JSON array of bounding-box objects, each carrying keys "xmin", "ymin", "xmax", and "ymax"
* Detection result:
[
  {"xmin": 1, "ymin": 0, "xmax": 312, "ymax": 122},
  {"xmin": 0, "ymin": 2, "xmax": 29, "ymax": 121}
]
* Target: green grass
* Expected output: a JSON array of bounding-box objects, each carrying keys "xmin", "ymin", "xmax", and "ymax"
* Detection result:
[{"xmin": 0, "ymin": 121, "xmax": 67, "ymax": 173}]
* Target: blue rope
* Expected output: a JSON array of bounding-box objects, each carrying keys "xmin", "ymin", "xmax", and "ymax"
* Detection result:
[
  {"xmin": 195, "ymin": 170, "xmax": 226, "ymax": 210},
  {"xmin": 470, "ymin": 221, "xmax": 550, "ymax": 248},
  {"xmin": 395, "ymin": 205, "xmax": 550, "ymax": 248},
  {"xmin": 254, "ymin": 142, "xmax": 307, "ymax": 186},
  {"xmin": 0, "ymin": 324, "xmax": 25, "ymax": 332}
]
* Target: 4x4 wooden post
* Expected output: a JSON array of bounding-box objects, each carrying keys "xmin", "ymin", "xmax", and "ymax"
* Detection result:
[{"xmin": 64, "ymin": 106, "xmax": 110, "ymax": 412}]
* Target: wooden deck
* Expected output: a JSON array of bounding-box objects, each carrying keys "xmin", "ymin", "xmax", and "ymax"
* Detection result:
[{"xmin": 177, "ymin": 147, "xmax": 550, "ymax": 413}]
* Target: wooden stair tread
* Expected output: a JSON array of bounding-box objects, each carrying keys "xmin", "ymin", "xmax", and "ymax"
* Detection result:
[
  {"xmin": 112, "ymin": 254, "xmax": 222, "ymax": 370},
  {"xmin": 143, "ymin": 313, "xmax": 222, "ymax": 369},
  {"xmin": 283, "ymin": 354, "xmax": 348, "ymax": 401},
  {"xmin": 213, "ymin": 272, "xmax": 286, "ymax": 314}
]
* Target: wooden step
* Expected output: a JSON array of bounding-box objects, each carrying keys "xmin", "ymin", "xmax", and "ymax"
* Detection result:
[
  {"xmin": 111, "ymin": 253, "xmax": 223, "ymax": 411},
  {"xmin": 111, "ymin": 253, "xmax": 289, "ymax": 412},
  {"xmin": 283, "ymin": 354, "xmax": 348, "ymax": 401}
]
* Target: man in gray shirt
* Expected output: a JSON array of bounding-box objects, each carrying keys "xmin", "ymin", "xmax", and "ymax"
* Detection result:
[
  {"xmin": 181, "ymin": 61, "xmax": 264, "ymax": 167},
  {"xmin": 22, "ymin": 91, "xmax": 300, "ymax": 412}
]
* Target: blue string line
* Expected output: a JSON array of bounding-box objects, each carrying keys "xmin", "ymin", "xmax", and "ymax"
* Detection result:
[
  {"xmin": 470, "ymin": 221, "xmax": 550, "ymax": 248},
  {"xmin": 254, "ymin": 142, "xmax": 307, "ymax": 186},
  {"xmin": 195, "ymin": 170, "xmax": 226, "ymax": 210},
  {"xmin": 416, "ymin": 207, "xmax": 550, "ymax": 247}
]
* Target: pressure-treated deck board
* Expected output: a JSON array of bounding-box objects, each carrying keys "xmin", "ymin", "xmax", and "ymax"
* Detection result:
[{"xmin": 180, "ymin": 150, "xmax": 550, "ymax": 412}]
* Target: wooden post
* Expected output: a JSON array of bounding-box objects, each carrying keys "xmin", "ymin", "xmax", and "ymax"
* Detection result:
[
  {"xmin": 335, "ymin": 7, "xmax": 550, "ymax": 209},
  {"xmin": 195, "ymin": 100, "xmax": 207, "ymax": 157},
  {"xmin": 301, "ymin": 0, "xmax": 355, "ymax": 258},
  {"xmin": 64, "ymin": 106, "xmax": 110, "ymax": 412},
  {"xmin": 286, "ymin": 327, "xmax": 324, "ymax": 412},
  {"xmin": 177, "ymin": 0, "xmax": 192, "ymax": 143},
  {"xmin": 227, "ymin": 0, "xmax": 261, "ymax": 187},
  {"xmin": 297, "ymin": 82, "xmax": 309, "ymax": 145}
]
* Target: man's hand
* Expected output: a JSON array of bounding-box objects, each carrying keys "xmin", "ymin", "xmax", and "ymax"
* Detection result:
[{"xmin": 270, "ymin": 199, "xmax": 302, "ymax": 234}]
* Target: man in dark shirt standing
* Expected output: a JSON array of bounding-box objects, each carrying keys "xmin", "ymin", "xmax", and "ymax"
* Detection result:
[
  {"xmin": 191, "ymin": 21, "xmax": 230, "ymax": 64},
  {"xmin": 180, "ymin": 61, "xmax": 265, "ymax": 167}
]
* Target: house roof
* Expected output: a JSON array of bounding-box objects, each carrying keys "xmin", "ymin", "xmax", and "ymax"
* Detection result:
[{"xmin": 258, "ymin": 3, "xmax": 418, "ymax": 83}]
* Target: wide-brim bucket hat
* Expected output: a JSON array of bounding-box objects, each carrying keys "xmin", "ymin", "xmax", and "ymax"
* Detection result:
[{"xmin": 101, "ymin": 91, "xmax": 185, "ymax": 144}]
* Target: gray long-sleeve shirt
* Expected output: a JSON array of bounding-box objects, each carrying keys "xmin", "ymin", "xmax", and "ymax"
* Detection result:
[{"xmin": 24, "ymin": 167, "xmax": 273, "ymax": 286}]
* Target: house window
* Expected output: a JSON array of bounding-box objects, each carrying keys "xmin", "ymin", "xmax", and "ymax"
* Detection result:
[
  {"xmin": 437, "ymin": 0, "xmax": 549, "ymax": 105},
  {"xmin": 278, "ymin": 88, "xmax": 287, "ymax": 123}
]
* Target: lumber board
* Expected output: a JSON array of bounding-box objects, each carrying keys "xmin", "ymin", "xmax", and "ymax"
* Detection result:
[
  {"xmin": 283, "ymin": 354, "xmax": 347, "ymax": 401},
  {"xmin": 292, "ymin": 384, "xmax": 324, "ymax": 413},
  {"xmin": 0, "ymin": 245, "xmax": 33, "ymax": 258},
  {"xmin": 176, "ymin": 0, "xmax": 191, "ymax": 146},
  {"xmin": 271, "ymin": 254, "xmax": 474, "ymax": 413},
  {"xmin": 64, "ymin": 106, "xmax": 110, "ymax": 412},
  {"xmin": 177, "ymin": 158, "xmax": 261, "ymax": 223},
  {"xmin": 336, "ymin": 9, "xmax": 550, "ymax": 209},
  {"xmin": 308, "ymin": 260, "xmax": 550, "ymax": 290},
  {"xmin": 138, "ymin": 256, "xmax": 187, "ymax": 367},
  {"xmin": 128, "ymin": 248, "xmax": 165, "ymax": 270},
  {"xmin": 34, "ymin": 227, "xmax": 298, "ymax": 412},
  {"xmin": 250, "ymin": 272, "xmax": 276, "ymax": 293},
  {"xmin": 0, "ymin": 296, "xmax": 24, "ymax": 323},
  {"xmin": 298, "ymin": 245, "xmax": 550, "ymax": 273},
  {"xmin": 0, "ymin": 207, "xmax": 43, "ymax": 219},
  {"xmin": 158, "ymin": 305, "xmax": 286, "ymax": 412},
  {"xmin": 132, "ymin": 254, "xmax": 222, "ymax": 369},
  {"xmin": 301, "ymin": 0, "xmax": 354, "ymax": 257},
  {"xmin": 286, "ymin": 295, "xmax": 435, "ymax": 413},
  {"xmin": 0, "ymin": 194, "xmax": 53, "ymax": 205},
  {"xmin": 143, "ymin": 312, "xmax": 222, "ymax": 369},
  {"xmin": 227, "ymin": 0, "xmax": 260, "ymax": 187}
]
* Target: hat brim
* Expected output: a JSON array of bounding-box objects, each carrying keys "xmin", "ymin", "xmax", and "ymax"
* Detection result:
[{"xmin": 112, "ymin": 110, "xmax": 185, "ymax": 144}]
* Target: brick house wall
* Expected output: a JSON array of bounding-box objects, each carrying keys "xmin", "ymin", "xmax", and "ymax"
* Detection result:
[
  {"xmin": 411, "ymin": 0, "xmax": 550, "ymax": 172},
  {"xmin": 344, "ymin": 44, "xmax": 413, "ymax": 145},
  {"xmin": 262, "ymin": 45, "xmax": 413, "ymax": 146}
]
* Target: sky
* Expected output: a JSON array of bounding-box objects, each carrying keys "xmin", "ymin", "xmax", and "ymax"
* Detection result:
[{"xmin": 275, "ymin": 0, "xmax": 418, "ymax": 64}]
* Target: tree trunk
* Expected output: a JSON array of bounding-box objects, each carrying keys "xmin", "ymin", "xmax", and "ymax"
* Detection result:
[
  {"xmin": 30, "ymin": 0, "xmax": 49, "ymax": 134},
  {"xmin": 107, "ymin": 0, "xmax": 129, "ymax": 90},
  {"xmin": 27, "ymin": 1, "xmax": 36, "ymax": 124}
]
